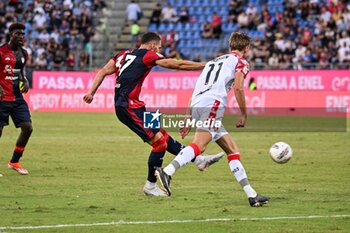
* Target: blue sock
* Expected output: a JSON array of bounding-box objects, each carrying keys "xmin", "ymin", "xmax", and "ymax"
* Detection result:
[
  {"xmin": 166, "ymin": 136, "xmax": 185, "ymax": 155},
  {"xmin": 148, "ymin": 151, "xmax": 165, "ymax": 183}
]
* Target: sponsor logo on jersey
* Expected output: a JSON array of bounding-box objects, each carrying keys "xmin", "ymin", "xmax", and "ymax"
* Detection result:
[
  {"xmin": 5, "ymin": 76, "xmax": 19, "ymax": 80},
  {"xmin": 5, "ymin": 57, "xmax": 11, "ymax": 61},
  {"xmin": 3, "ymin": 65, "xmax": 12, "ymax": 74}
]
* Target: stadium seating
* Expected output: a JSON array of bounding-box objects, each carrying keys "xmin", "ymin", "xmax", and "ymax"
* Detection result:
[{"xmin": 147, "ymin": 0, "xmax": 348, "ymax": 71}]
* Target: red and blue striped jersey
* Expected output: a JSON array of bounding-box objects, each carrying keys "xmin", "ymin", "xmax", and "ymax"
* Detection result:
[{"xmin": 0, "ymin": 44, "xmax": 28, "ymax": 101}]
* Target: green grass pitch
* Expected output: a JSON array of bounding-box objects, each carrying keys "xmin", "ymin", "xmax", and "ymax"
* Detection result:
[{"xmin": 0, "ymin": 112, "xmax": 349, "ymax": 233}]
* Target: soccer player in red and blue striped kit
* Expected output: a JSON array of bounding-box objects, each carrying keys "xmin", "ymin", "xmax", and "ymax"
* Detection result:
[
  {"xmin": 0, "ymin": 23, "xmax": 32, "ymax": 176},
  {"xmin": 84, "ymin": 32, "xmax": 224, "ymax": 196}
]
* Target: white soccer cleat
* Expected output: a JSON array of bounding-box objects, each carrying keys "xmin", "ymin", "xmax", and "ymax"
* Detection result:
[
  {"xmin": 195, "ymin": 152, "xmax": 225, "ymax": 171},
  {"xmin": 143, "ymin": 182, "xmax": 168, "ymax": 197}
]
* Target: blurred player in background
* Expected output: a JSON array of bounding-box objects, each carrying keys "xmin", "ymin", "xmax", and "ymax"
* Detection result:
[
  {"xmin": 83, "ymin": 32, "xmax": 224, "ymax": 196},
  {"xmin": 156, "ymin": 32, "xmax": 271, "ymax": 207},
  {"xmin": 0, "ymin": 23, "xmax": 32, "ymax": 176}
]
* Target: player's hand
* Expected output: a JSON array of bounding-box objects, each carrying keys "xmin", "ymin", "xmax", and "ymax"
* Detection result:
[
  {"xmin": 83, "ymin": 93, "xmax": 94, "ymax": 104},
  {"xmin": 0, "ymin": 85, "xmax": 4, "ymax": 101},
  {"xmin": 235, "ymin": 114, "xmax": 247, "ymax": 128},
  {"xmin": 179, "ymin": 117, "xmax": 192, "ymax": 139},
  {"xmin": 0, "ymin": 85, "xmax": 5, "ymax": 101},
  {"xmin": 20, "ymin": 81, "xmax": 29, "ymax": 93}
]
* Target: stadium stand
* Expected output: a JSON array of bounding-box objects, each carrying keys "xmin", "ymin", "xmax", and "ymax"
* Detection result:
[
  {"xmin": 0, "ymin": 0, "xmax": 108, "ymax": 75},
  {"xmin": 1, "ymin": 0, "xmax": 349, "ymax": 73},
  {"xmin": 146, "ymin": 0, "xmax": 350, "ymax": 70}
]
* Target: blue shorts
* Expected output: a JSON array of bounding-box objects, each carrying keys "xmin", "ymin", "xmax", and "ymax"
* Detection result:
[
  {"xmin": 115, "ymin": 106, "xmax": 160, "ymax": 142},
  {"xmin": 0, "ymin": 99, "xmax": 32, "ymax": 128}
]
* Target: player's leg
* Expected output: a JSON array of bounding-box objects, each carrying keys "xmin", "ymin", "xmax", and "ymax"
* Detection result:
[
  {"xmin": 156, "ymin": 130, "xmax": 212, "ymax": 196},
  {"xmin": 216, "ymin": 134, "xmax": 270, "ymax": 207},
  {"xmin": 160, "ymin": 128, "xmax": 224, "ymax": 171},
  {"xmin": 0, "ymin": 101, "xmax": 10, "ymax": 177},
  {"xmin": 115, "ymin": 106, "xmax": 167, "ymax": 196},
  {"xmin": 8, "ymin": 100, "xmax": 32, "ymax": 175}
]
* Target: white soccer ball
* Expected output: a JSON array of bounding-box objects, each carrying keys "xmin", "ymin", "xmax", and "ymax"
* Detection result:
[{"xmin": 269, "ymin": 142, "xmax": 292, "ymax": 164}]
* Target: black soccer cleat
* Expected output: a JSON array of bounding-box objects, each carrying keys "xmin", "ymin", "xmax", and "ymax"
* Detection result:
[
  {"xmin": 155, "ymin": 167, "xmax": 172, "ymax": 196},
  {"xmin": 248, "ymin": 194, "xmax": 271, "ymax": 207}
]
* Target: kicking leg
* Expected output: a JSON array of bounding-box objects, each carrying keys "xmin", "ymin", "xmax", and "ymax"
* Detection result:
[{"xmin": 143, "ymin": 132, "xmax": 168, "ymax": 196}]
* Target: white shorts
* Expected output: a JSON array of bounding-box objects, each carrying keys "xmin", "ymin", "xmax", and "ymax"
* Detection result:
[{"xmin": 191, "ymin": 98, "xmax": 228, "ymax": 142}]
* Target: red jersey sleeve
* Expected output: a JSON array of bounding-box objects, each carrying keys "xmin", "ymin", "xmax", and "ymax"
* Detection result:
[
  {"xmin": 235, "ymin": 58, "xmax": 249, "ymax": 78},
  {"xmin": 142, "ymin": 50, "xmax": 164, "ymax": 68},
  {"xmin": 112, "ymin": 50, "xmax": 127, "ymax": 74}
]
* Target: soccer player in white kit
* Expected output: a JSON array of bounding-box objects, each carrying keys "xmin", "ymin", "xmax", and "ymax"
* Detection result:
[{"xmin": 156, "ymin": 32, "xmax": 270, "ymax": 207}]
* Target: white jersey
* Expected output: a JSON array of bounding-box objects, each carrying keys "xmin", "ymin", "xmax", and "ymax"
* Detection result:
[{"xmin": 191, "ymin": 52, "xmax": 249, "ymax": 107}]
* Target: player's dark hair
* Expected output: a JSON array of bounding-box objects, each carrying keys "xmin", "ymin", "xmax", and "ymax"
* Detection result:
[
  {"xmin": 141, "ymin": 32, "xmax": 161, "ymax": 44},
  {"xmin": 229, "ymin": 32, "xmax": 250, "ymax": 51},
  {"xmin": 9, "ymin": 22, "xmax": 25, "ymax": 33}
]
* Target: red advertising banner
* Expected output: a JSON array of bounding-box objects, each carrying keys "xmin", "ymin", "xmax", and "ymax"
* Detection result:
[
  {"xmin": 23, "ymin": 90, "xmax": 350, "ymax": 117},
  {"xmin": 32, "ymin": 71, "xmax": 116, "ymax": 91},
  {"xmin": 33, "ymin": 70, "xmax": 350, "ymax": 91}
]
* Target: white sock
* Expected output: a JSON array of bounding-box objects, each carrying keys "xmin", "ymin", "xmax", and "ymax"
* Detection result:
[
  {"xmin": 228, "ymin": 153, "xmax": 257, "ymax": 198},
  {"xmin": 243, "ymin": 185, "xmax": 257, "ymax": 198},
  {"xmin": 145, "ymin": 180, "xmax": 156, "ymax": 188},
  {"xmin": 229, "ymin": 159, "xmax": 247, "ymax": 182},
  {"xmin": 164, "ymin": 146, "xmax": 196, "ymax": 176}
]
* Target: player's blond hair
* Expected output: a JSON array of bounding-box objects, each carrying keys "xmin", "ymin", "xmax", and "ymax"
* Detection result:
[{"xmin": 229, "ymin": 32, "xmax": 250, "ymax": 51}]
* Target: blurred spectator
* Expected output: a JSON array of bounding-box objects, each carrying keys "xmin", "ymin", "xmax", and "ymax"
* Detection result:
[
  {"xmin": 52, "ymin": 45, "xmax": 65, "ymax": 71},
  {"xmin": 246, "ymin": 3, "xmax": 257, "ymax": 17},
  {"xmin": 131, "ymin": 21, "xmax": 140, "ymax": 45},
  {"xmin": 165, "ymin": 30, "xmax": 179, "ymax": 47},
  {"xmin": 237, "ymin": 12, "xmax": 249, "ymax": 29},
  {"xmin": 227, "ymin": 0, "xmax": 244, "ymax": 23},
  {"xmin": 320, "ymin": 6, "xmax": 332, "ymax": 23},
  {"xmin": 92, "ymin": 0, "xmax": 107, "ymax": 11},
  {"xmin": 34, "ymin": 53, "xmax": 48, "ymax": 70},
  {"xmin": 211, "ymin": 12, "xmax": 222, "ymax": 39},
  {"xmin": 68, "ymin": 35, "xmax": 78, "ymax": 52},
  {"xmin": 38, "ymin": 29, "xmax": 50, "ymax": 44},
  {"xmin": 202, "ymin": 21, "xmax": 213, "ymax": 39},
  {"xmin": 166, "ymin": 44, "xmax": 182, "ymax": 59},
  {"xmin": 150, "ymin": 3, "xmax": 162, "ymax": 26},
  {"xmin": 66, "ymin": 52, "xmax": 75, "ymax": 71},
  {"xmin": 338, "ymin": 41, "xmax": 350, "ymax": 63},
  {"xmin": 268, "ymin": 53, "xmax": 280, "ymax": 69},
  {"xmin": 126, "ymin": 0, "xmax": 142, "ymax": 24},
  {"xmin": 193, "ymin": 53, "xmax": 202, "ymax": 62},
  {"xmin": 295, "ymin": 44, "xmax": 306, "ymax": 60},
  {"xmin": 161, "ymin": 4, "xmax": 177, "ymax": 23},
  {"xmin": 178, "ymin": 6, "xmax": 190, "ymax": 23},
  {"xmin": 79, "ymin": 51, "xmax": 88, "ymax": 71},
  {"xmin": 33, "ymin": 10, "xmax": 46, "ymax": 30}
]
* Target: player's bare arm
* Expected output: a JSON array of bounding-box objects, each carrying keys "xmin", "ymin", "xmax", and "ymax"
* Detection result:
[
  {"xmin": 83, "ymin": 59, "xmax": 115, "ymax": 104},
  {"xmin": 234, "ymin": 72, "xmax": 247, "ymax": 128},
  {"xmin": 156, "ymin": 58, "xmax": 206, "ymax": 70},
  {"xmin": 0, "ymin": 84, "xmax": 4, "ymax": 100}
]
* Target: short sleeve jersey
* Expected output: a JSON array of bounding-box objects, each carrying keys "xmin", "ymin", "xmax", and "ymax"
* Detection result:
[
  {"xmin": 112, "ymin": 49, "xmax": 163, "ymax": 108},
  {"xmin": 0, "ymin": 44, "xmax": 28, "ymax": 101},
  {"xmin": 191, "ymin": 52, "xmax": 249, "ymax": 107}
]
